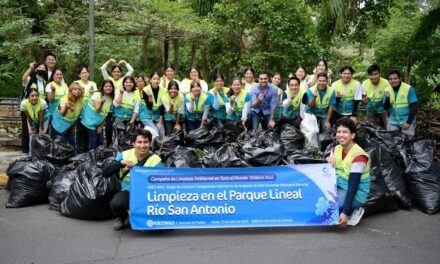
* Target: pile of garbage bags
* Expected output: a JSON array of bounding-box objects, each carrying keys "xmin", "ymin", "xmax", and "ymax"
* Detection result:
[{"xmin": 5, "ymin": 120, "xmax": 440, "ymax": 221}]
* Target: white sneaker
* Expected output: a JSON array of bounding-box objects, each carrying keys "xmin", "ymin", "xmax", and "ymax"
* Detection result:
[{"xmin": 347, "ymin": 207, "xmax": 365, "ymax": 226}]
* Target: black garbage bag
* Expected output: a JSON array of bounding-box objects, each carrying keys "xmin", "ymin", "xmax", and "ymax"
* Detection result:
[
  {"xmin": 152, "ymin": 131, "xmax": 184, "ymax": 157},
  {"xmin": 240, "ymin": 129, "xmax": 284, "ymax": 166},
  {"xmin": 187, "ymin": 126, "xmax": 224, "ymax": 148},
  {"xmin": 6, "ymin": 157, "xmax": 58, "ymax": 208},
  {"xmin": 110, "ymin": 119, "xmax": 135, "ymax": 151},
  {"xmin": 283, "ymin": 149, "xmax": 326, "ymax": 165},
  {"xmin": 403, "ymin": 140, "xmax": 440, "ymax": 214},
  {"xmin": 318, "ymin": 128, "xmax": 336, "ymax": 152},
  {"xmin": 203, "ymin": 143, "xmax": 250, "ymax": 168},
  {"xmin": 280, "ymin": 123, "xmax": 305, "ymax": 156},
  {"xmin": 368, "ymin": 144, "xmax": 411, "ymax": 209},
  {"xmin": 47, "ymin": 164, "xmax": 77, "ymax": 210},
  {"xmin": 31, "ymin": 134, "xmax": 75, "ymax": 165},
  {"xmin": 60, "ymin": 162, "xmax": 120, "ymax": 220},
  {"xmin": 163, "ymin": 146, "xmax": 199, "ymax": 168},
  {"xmin": 220, "ymin": 123, "xmax": 244, "ymax": 141}
]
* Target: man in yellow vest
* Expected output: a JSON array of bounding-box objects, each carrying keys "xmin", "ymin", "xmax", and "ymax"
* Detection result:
[
  {"xmin": 326, "ymin": 117, "xmax": 370, "ymax": 227},
  {"xmin": 383, "ymin": 70, "xmax": 418, "ymax": 138},
  {"xmin": 102, "ymin": 129, "xmax": 162, "ymax": 230},
  {"xmin": 362, "ymin": 64, "xmax": 389, "ymax": 128}
]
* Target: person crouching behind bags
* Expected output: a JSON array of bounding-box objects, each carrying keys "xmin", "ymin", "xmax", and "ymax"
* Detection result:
[
  {"xmin": 81, "ymin": 80, "xmax": 114, "ymax": 150},
  {"xmin": 133, "ymin": 71, "xmax": 166, "ymax": 138},
  {"xmin": 326, "ymin": 117, "xmax": 370, "ymax": 228},
  {"xmin": 281, "ymin": 76, "xmax": 306, "ymax": 124},
  {"xmin": 102, "ymin": 129, "xmax": 162, "ymax": 230},
  {"xmin": 20, "ymin": 88, "xmax": 49, "ymax": 153},
  {"xmin": 225, "ymin": 76, "xmax": 251, "ymax": 129},
  {"xmin": 51, "ymin": 82, "xmax": 84, "ymax": 149},
  {"xmin": 161, "ymin": 80, "xmax": 184, "ymax": 135},
  {"xmin": 184, "ymin": 80, "xmax": 210, "ymax": 132},
  {"xmin": 113, "ymin": 76, "xmax": 139, "ymax": 130}
]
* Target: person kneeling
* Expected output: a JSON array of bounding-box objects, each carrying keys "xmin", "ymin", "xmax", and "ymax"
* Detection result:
[
  {"xmin": 326, "ymin": 117, "xmax": 370, "ymax": 228},
  {"xmin": 102, "ymin": 129, "xmax": 162, "ymax": 230}
]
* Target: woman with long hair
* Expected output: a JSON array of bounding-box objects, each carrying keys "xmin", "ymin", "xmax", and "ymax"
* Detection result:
[
  {"xmin": 208, "ymin": 73, "xmax": 229, "ymax": 127},
  {"xmin": 100, "ymin": 59, "xmax": 134, "ymax": 91},
  {"xmin": 307, "ymin": 58, "xmax": 333, "ymax": 87},
  {"xmin": 184, "ymin": 80, "xmax": 210, "ymax": 131},
  {"xmin": 46, "ymin": 68, "xmax": 69, "ymax": 123},
  {"xmin": 180, "ymin": 66, "xmax": 208, "ymax": 95},
  {"xmin": 161, "ymin": 80, "xmax": 185, "ymax": 135},
  {"xmin": 113, "ymin": 76, "xmax": 139, "ymax": 128},
  {"xmin": 225, "ymin": 76, "xmax": 251, "ymax": 129}
]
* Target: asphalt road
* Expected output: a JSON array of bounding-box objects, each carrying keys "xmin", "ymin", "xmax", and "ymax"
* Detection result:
[{"xmin": 1, "ymin": 188, "xmax": 439, "ymax": 264}]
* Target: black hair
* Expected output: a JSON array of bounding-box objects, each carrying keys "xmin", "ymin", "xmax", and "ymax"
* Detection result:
[
  {"xmin": 258, "ymin": 69, "xmax": 269, "ymax": 78},
  {"xmin": 100, "ymin": 80, "xmax": 115, "ymax": 98},
  {"xmin": 214, "ymin": 73, "xmax": 225, "ymax": 82},
  {"xmin": 49, "ymin": 68, "xmax": 63, "ymax": 82},
  {"xmin": 339, "ymin": 65, "xmax": 355, "ymax": 74},
  {"xmin": 317, "ymin": 72, "xmax": 328, "ymax": 80},
  {"xmin": 315, "ymin": 58, "xmax": 328, "ymax": 70},
  {"xmin": 367, "ymin": 64, "xmax": 381, "ymax": 75},
  {"xmin": 132, "ymin": 129, "xmax": 152, "ymax": 143},
  {"xmin": 44, "ymin": 53, "xmax": 56, "ymax": 61},
  {"xmin": 243, "ymin": 66, "xmax": 255, "ymax": 75},
  {"xmin": 79, "ymin": 67, "xmax": 89, "ymax": 75},
  {"xmin": 168, "ymin": 80, "xmax": 180, "ymax": 91},
  {"xmin": 335, "ymin": 117, "xmax": 357, "ymax": 134},
  {"xmin": 165, "ymin": 64, "xmax": 175, "ymax": 71},
  {"xmin": 150, "ymin": 70, "xmax": 161, "ymax": 79},
  {"xmin": 135, "ymin": 74, "xmax": 147, "ymax": 87},
  {"xmin": 25, "ymin": 63, "xmax": 48, "ymax": 94},
  {"xmin": 26, "ymin": 88, "xmax": 39, "ymax": 98},
  {"xmin": 388, "ymin": 70, "xmax": 401, "ymax": 79},
  {"xmin": 190, "ymin": 80, "xmax": 201, "ymax": 91},
  {"xmin": 122, "ymin": 76, "xmax": 136, "ymax": 90},
  {"xmin": 295, "ymin": 65, "xmax": 306, "ymax": 80},
  {"xmin": 111, "ymin": 65, "xmax": 123, "ymax": 73},
  {"xmin": 273, "ymin": 72, "xmax": 281, "ymax": 78},
  {"xmin": 227, "ymin": 76, "xmax": 242, "ymax": 97},
  {"xmin": 288, "ymin": 76, "xmax": 301, "ymax": 86},
  {"xmin": 188, "ymin": 66, "xmax": 202, "ymax": 79}
]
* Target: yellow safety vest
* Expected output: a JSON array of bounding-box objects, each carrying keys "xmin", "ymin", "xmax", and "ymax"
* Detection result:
[{"xmin": 120, "ymin": 149, "xmax": 162, "ymax": 191}]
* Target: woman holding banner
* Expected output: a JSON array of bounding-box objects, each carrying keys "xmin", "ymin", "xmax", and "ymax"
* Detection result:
[{"xmin": 326, "ymin": 117, "xmax": 370, "ymax": 228}]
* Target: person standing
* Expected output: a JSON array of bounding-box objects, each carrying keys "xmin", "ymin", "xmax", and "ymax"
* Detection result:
[
  {"xmin": 383, "ymin": 70, "xmax": 418, "ymax": 138},
  {"xmin": 184, "ymin": 80, "xmax": 210, "ymax": 131},
  {"xmin": 208, "ymin": 73, "xmax": 229, "ymax": 127},
  {"xmin": 225, "ymin": 77, "xmax": 251, "ymax": 129},
  {"xmin": 250, "ymin": 70, "xmax": 278, "ymax": 130},
  {"xmin": 161, "ymin": 80, "xmax": 184, "ymax": 135},
  {"xmin": 46, "ymin": 69, "xmax": 69, "ymax": 124},
  {"xmin": 362, "ymin": 64, "xmax": 389, "ymax": 127}
]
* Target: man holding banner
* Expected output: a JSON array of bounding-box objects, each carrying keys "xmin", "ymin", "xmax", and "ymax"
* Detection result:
[
  {"xmin": 102, "ymin": 129, "xmax": 162, "ymax": 230},
  {"xmin": 326, "ymin": 117, "xmax": 370, "ymax": 228}
]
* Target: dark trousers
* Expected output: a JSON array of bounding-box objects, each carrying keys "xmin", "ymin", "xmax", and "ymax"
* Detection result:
[
  {"xmin": 87, "ymin": 127, "xmax": 104, "ymax": 150},
  {"xmin": 110, "ymin": 190, "xmax": 129, "ymax": 220},
  {"xmin": 105, "ymin": 113, "xmax": 113, "ymax": 146},
  {"xmin": 21, "ymin": 111, "xmax": 29, "ymax": 153},
  {"xmin": 76, "ymin": 119, "xmax": 89, "ymax": 153}
]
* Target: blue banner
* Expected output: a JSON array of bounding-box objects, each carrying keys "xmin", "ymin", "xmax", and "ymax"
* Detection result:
[{"xmin": 130, "ymin": 164, "xmax": 338, "ymax": 230}]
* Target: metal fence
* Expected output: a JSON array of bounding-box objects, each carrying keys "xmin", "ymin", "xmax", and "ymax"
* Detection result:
[{"xmin": 0, "ymin": 97, "xmax": 21, "ymax": 122}]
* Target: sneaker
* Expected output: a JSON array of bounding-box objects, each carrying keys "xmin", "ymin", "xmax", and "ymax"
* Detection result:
[
  {"xmin": 113, "ymin": 218, "xmax": 124, "ymax": 230},
  {"xmin": 347, "ymin": 207, "xmax": 365, "ymax": 226},
  {"xmin": 123, "ymin": 217, "xmax": 130, "ymax": 227}
]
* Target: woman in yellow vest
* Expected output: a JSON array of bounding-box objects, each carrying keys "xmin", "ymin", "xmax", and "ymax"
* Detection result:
[
  {"xmin": 46, "ymin": 69, "xmax": 69, "ymax": 124},
  {"xmin": 225, "ymin": 77, "xmax": 251, "ymax": 128},
  {"xmin": 282, "ymin": 77, "xmax": 306, "ymax": 121},
  {"xmin": 185, "ymin": 80, "xmax": 210, "ymax": 131},
  {"xmin": 161, "ymin": 80, "xmax": 185, "ymax": 135},
  {"xmin": 100, "ymin": 59, "xmax": 134, "ymax": 91},
  {"xmin": 161, "ymin": 64, "xmax": 181, "ymax": 91},
  {"xmin": 331, "ymin": 65, "xmax": 364, "ymax": 124},
  {"xmin": 133, "ymin": 71, "xmax": 166, "ymax": 137},
  {"xmin": 51, "ymin": 82, "xmax": 84, "ymax": 148},
  {"xmin": 286, "ymin": 65, "xmax": 309, "ymax": 93},
  {"xmin": 20, "ymin": 88, "xmax": 48, "ymax": 152},
  {"xmin": 208, "ymin": 73, "xmax": 230, "ymax": 127},
  {"xmin": 243, "ymin": 66, "xmax": 256, "ymax": 93},
  {"xmin": 271, "ymin": 72, "xmax": 284, "ymax": 123},
  {"xmin": 102, "ymin": 129, "xmax": 162, "ymax": 230},
  {"xmin": 81, "ymin": 80, "xmax": 115, "ymax": 150},
  {"xmin": 180, "ymin": 67, "xmax": 208, "ymax": 95},
  {"xmin": 362, "ymin": 64, "xmax": 389, "ymax": 128},
  {"xmin": 326, "ymin": 117, "xmax": 370, "ymax": 227},
  {"xmin": 113, "ymin": 76, "xmax": 139, "ymax": 128},
  {"xmin": 307, "ymin": 58, "xmax": 333, "ymax": 88},
  {"xmin": 76, "ymin": 67, "xmax": 98, "ymax": 153}
]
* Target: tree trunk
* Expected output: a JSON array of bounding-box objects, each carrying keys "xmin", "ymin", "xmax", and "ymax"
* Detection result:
[
  {"xmin": 201, "ymin": 46, "xmax": 209, "ymax": 80},
  {"xmin": 405, "ymin": 56, "xmax": 412, "ymax": 84},
  {"xmin": 190, "ymin": 42, "xmax": 196, "ymax": 67},
  {"xmin": 164, "ymin": 37, "xmax": 169, "ymax": 66},
  {"xmin": 173, "ymin": 38, "xmax": 179, "ymax": 73},
  {"xmin": 142, "ymin": 34, "xmax": 149, "ymax": 68}
]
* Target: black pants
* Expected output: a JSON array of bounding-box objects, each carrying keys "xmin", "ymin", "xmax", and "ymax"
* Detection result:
[
  {"xmin": 110, "ymin": 190, "xmax": 129, "ymax": 220},
  {"xmin": 76, "ymin": 119, "xmax": 89, "ymax": 154},
  {"xmin": 21, "ymin": 111, "xmax": 29, "ymax": 153},
  {"xmin": 105, "ymin": 113, "xmax": 113, "ymax": 146}
]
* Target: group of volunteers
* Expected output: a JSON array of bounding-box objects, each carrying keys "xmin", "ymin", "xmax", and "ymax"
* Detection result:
[{"xmin": 19, "ymin": 54, "xmax": 419, "ymax": 230}]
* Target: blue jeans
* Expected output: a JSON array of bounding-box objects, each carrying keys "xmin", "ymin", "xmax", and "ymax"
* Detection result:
[
  {"xmin": 215, "ymin": 118, "xmax": 224, "ymax": 128},
  {"xmin": 141, "ymin": 120, "xmax": 165, "ymax": 138},
  {"xmin": 87, "ymin": 128, "xmax": 103, "ymax": 150},
  {"xmin": 187, "ymin": 120, "xmax": 201, "ymax": 132},
  {"xmin": 338, "ymin": 187, "xmax": 363, "ymax": 211},
  {"xmin": 250, "ymin": 111, "xmax": 270, "ymax": 130},
  {"xmin": 52, "ymin": 127, "xmax": 75, "ymax": 150}
]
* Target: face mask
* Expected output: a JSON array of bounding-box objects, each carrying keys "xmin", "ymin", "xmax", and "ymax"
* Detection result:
[{"xmin": 36, "ymin": 70, "xmax": 46, "ymax": 76}]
